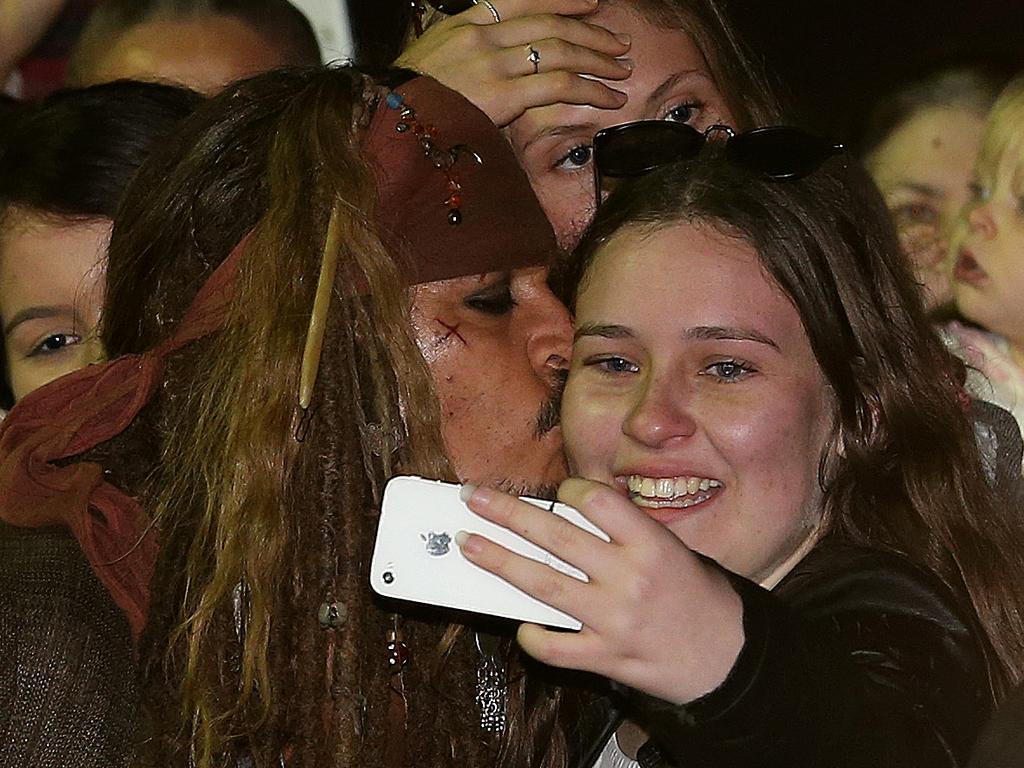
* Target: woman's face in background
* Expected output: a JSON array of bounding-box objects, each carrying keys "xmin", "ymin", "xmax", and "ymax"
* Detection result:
[
  {"xmin": 562, "ymin": 221, "xmax": 834, "ymax": 587},
  {"xmin": 866, "ymin": 106, "xmax": 987, "ymax": 309},
  {"xmin": 0, "ymin": 208, "xmax": 108, "ymax": 403},
  {"xmin": 507, "ymin": 3, "xmax": 735, "ymax": 250}
]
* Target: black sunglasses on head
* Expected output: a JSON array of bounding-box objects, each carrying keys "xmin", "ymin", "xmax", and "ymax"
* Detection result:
[
  {"xmin": 593, "ymin": 121, "xmax": 846, "ymax": 207},
  {"xmin": 424, "ymin": 0, "xmax": 476, "ymax": 11}
]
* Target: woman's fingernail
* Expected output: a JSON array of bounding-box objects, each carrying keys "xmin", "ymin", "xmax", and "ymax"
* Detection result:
[
  {"xmin": 615, "ymin": 33, "xmax": 631, "ymax": 46},
  {"xmin": 618, "ymin": 57, "xmax": 634, "ymax": 70},
  {"xmin": 459, "ymin": 483, "xmax": 477, "ymax": 503},
  {"xmin": 456, "ymin": 531, "xmax": 482, "ymax": 555}
]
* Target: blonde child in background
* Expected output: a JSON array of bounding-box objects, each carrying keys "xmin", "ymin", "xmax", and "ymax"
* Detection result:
[{"xmin": 947, "ymin": 75, "xmax": 1024, "ymax": 440}]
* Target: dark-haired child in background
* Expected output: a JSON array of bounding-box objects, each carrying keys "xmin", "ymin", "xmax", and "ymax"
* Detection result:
[{"xmin": 0, "ymin": 80, "xmax": 201, "ymax": 413}]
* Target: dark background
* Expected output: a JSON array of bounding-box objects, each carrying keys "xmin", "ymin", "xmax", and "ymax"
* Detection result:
[{"xmin": 346, "ymin": 0, "xmax": 1024, "ymax": 139}]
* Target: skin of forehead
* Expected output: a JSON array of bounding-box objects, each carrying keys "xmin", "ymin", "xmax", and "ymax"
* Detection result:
[
  {"xmin": 82, "ymin": 15, "xmax": 292, "ymax": 93},
  {"xmin": 867, "ymin": 106, "xmax": 987, "ymax": 195},
  {"xmin": 508, "ymin": 2, "xmax": 717, "ymax": 143}
]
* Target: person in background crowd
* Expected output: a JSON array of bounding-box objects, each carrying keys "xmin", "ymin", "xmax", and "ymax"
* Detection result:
[
  {"xmin": 65, "ymin": 0, "xmax": 321, "ymax": 93},
  {"xmin": 459, "ymin": 140, "xmax": 1024, "ymax": 768},
  {"xmin": 399, "ymin": 0, "xmax": 785, "ymax": 248},
  {"xmin": 0, "ymin": 80, "xmax": 200, "ymax": 412},
  {"xmin": 859, "ymin": 65, "xmax": 1005, "ymax": 311},
  {"xmin": 0, "ymin": 0, "xmax": 87, "ymax": 97},
  {"xmin": 945, "ymin": 74, "xmax": 1024, "ymax": 458}
]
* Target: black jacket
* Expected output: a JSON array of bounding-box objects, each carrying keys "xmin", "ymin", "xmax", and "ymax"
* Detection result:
[{"xmin": 574, "ymin": 539, "xmax": 994, "ymax": 768}]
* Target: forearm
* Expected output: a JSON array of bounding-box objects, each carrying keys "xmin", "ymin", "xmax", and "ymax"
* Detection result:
[{"xmin": 627, "ymin": 574, "xmax": 988, "ymax": 768}]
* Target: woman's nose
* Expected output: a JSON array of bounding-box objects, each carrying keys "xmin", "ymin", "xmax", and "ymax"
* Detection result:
[{"xmin": 622, "ymin": 375, "xmax": 697, "ymax": 447}]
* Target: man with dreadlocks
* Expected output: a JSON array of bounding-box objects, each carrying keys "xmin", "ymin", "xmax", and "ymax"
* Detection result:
[{"xmin": 0, "ymin": 67, "xmax": 573, "ymax": 767}]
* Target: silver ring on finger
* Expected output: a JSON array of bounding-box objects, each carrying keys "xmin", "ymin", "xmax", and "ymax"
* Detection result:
[
  {"xmin": 527, "ymin": 44, "xmax": 541, "ymax": 75},
  {"xmin": 474, "ymin": 0, "xmax": 502, "ymax": 23}
]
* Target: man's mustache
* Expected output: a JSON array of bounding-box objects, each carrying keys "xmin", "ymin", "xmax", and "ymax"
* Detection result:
[{"xmin": 534, "ymin": 368, "xmax": 568, "ymax": 440}]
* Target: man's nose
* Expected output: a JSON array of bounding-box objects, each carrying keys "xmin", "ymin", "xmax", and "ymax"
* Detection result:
[{"xmin": 526, "ymin": 295, "xmax": 572, "ymax": 383}]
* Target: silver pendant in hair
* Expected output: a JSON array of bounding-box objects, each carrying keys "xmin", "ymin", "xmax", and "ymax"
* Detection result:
[{"xmin": 475, "ymin": 632, "xmax": 507, "ymax": 734}]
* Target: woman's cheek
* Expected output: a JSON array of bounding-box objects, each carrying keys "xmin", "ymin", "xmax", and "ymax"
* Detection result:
[{"xmin": 562, "ymin": 378, "xmax": 614, "ymax": 477}]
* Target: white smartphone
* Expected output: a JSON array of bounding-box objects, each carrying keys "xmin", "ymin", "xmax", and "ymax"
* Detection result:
[{"xmin": 369, "ymin": 475, "xmax": 610, "ymax": 630}]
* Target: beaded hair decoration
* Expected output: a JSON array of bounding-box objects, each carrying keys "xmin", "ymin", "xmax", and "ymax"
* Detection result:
[
  {"xmin": 298, "ymin": 86, "xmax": 483, "ymax": 412},
  {"xmin": 386, "ymin": 88, "xmax": 481, "ymax": 226}
]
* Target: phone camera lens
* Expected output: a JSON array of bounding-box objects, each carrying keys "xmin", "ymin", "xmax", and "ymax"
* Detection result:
[{"xmin": 383, "ymin": 570, "xmax": 395, "ymax": 584}]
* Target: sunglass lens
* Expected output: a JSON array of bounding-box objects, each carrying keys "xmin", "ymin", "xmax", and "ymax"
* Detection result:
[
  {"xmin": 595, "ymin": 121, "xmax": 704, "ymax": 178},
  {"xmin": 728, "ymin": 128, "xmax": 843, "ymax": 180}
]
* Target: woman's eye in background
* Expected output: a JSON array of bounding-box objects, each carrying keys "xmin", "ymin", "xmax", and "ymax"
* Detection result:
[
  {"xmin": 892, "ymin": 202, "xmax": 938, "ymax": 228},
  {"xmin": 29, "ymin": 332, "xmax": 81, "ymax": 357},
  {"xmin": 555, "ymin": 144, "xmax": 593, "ymax": 171},
  {"xmin": 663, "ymin": 102, "xmax": 700, "ymax": 124}
]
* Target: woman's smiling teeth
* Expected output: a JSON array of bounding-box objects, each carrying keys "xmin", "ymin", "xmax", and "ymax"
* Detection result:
[{"xmin": 625, "ymin": 474, "xmax": 722, "ymax": 509}]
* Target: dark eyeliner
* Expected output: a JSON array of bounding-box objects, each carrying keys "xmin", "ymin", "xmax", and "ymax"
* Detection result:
[{"xmin": 463, "ymin": 279, "xmax": 516, "ymax": 316}]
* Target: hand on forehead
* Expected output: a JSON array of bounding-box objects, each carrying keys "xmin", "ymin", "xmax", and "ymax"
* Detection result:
[{"xmin": 504, "ymin": 2, "xmax": 735, "ymax": 249}]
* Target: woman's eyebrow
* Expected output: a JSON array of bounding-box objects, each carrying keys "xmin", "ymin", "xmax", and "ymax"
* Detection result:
[
  {"xmin": 3, "ymin": 305, "xmax": 75, "ymax": 337},
  {"xmin": 890, "ymin": 181, "xmax": 943, "ymax": 199},
  {"xmin": 685, "ymin": 325, "xmax": 779, "ymax": 350},
  {"xmin": 643, "ymin": 70, "xmax": 710, "ymax": 113},
  {"xmin": 574, "ymin": 322, "xmax": 633, "ymax": 341},
  {"xmin": 521, "ymin": 122, "xmax": 596, "ymax": 153}
]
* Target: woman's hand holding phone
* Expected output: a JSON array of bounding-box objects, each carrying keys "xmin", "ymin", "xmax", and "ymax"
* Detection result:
[{"xmin": 458, "ymin": 478, "xmax": 744, "ymax": 706}]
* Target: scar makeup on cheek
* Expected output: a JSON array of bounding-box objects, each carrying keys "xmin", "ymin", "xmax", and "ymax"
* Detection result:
[{"xmin": 435, "ymin": 318, "xmax": 467, "ymax": 346}]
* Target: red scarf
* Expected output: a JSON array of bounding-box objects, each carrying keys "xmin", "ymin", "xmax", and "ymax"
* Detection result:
[{"xmin": 0, "ymin": 239, "xmax": 244, "ymax": 641}]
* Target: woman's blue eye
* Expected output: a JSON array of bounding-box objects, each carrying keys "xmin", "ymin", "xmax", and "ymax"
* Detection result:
[
  {"xmin": 30, "ymin": 333, "xmax": 80, "ymax": 356},
  {"xmin": 704, "ymin": 360, "xmax": 753, "ymax": 383},
  {"xmin": 556, "ymin": 144, "xmax": 593, "ymax": 171},
  {"xmin": 596, "ymin": 356, "xmax": 638, "ymax": 374},
  {"xmin": 664, "ymin": 103, "xmax": 699, "ymax": 124}
]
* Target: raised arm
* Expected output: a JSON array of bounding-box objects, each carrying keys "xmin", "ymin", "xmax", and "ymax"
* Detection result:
[{"xmin": 0, "ymin": 0, "xmax": 69, "ymax": 82}]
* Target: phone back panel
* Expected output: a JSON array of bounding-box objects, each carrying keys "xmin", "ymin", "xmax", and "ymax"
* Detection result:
[{"xmin": 370, "ymin": 476, "xmax": 606, "ymax": 630}]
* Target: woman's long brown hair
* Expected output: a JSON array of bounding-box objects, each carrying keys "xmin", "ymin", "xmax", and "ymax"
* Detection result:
[
  {"xmin": 98, "ymin": 68, "xmax": 492, "ymax": 767},
  {"xmin": 569, "ymin": 151, "xmax": 1024, "ymax": 703}
]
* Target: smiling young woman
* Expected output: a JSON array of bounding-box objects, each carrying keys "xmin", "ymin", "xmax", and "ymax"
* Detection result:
[{"xmin": 458, "ymin": 145, "xmax": 1024, "ymax": 767}]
